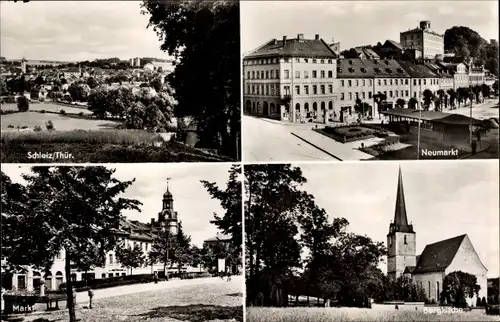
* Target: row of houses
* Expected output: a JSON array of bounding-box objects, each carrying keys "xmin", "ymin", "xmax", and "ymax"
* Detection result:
[
  {"xmin": 243, "ymin": 33, "xmax": 496, "ymax": 123},
  {"xmin": 1, "ymin": 186, "xmax": 232, "ymax": 293}
]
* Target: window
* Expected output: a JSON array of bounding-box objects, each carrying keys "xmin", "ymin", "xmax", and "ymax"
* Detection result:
[
  {"xmin": 389, "ymin": 90, "xmax": 393, "ymax": 97},
  {"xmin": 266, "ymin": 85, "xmax": 269, "ymax": 95},
  {"xmin": 384, "ymin": 79, "xmax": 387, "ymax": 86},
  {"xmin": 362, "ymin": 79, "xmax": 365, "ymax": 86},
  {"xmin": 270, "ymin": 84, "xmax": 274, "ymax": 95},
  {"xmin": 384, "ymin": 91, "xmax": 387, "ymax": 96},
  {"xmin": 266, "ymin": 70, "xmax": 269, "ymax": 79},
  {"xmin": 418, "ymin": 79, "xmax": 421, "ymax": 85},
  {"xmin": 252, "ymin": 71, "xmax": 255, "ymax": 79},
  {"xmin": 312, "ymin": 70, "xmax": 317, "ymax": 78},
  {"xmin": 413, "ymin": 79, "xmax": 417, "ymax": 86},
  {"xmin": 295, "ymin": 85, "xmax": 300, "ymax": 95},
  {"xmin": 355, "ymin": 80, "xmax": 359, "ymax": 86},
  {"xmin": 276, "ymin": 70, "xmax": 280, "ymax": 78},
  {"xmin": 405, "ymin": 79, "xmax": 409, "ymax": 85},
  {"xmin": 378, "ymin": 79, "xmax": 381, "ymax": 86},
  {"xmin": 261, "ymin": 71, "xmax": 264, "ymax": 79},
  {"xmin": 295, "ymin": 58, "xmax": 300, "ymax": 63},
  {"xmin": 321, "ymin": 59, "xmax": 325, "ymax": 64},
  {"xmin": 328, "ymin": 70, "xmax": 333, "ymax": 78},
  {"xmin": 320, "ymin": 85, "xmax": 325, "ymax": 94},
  {"xmin": 295, "ymin": 71, "xmax": 300, "ymax": 78},
  {"xmin": 341, "ymin": 80, "xmax": 345, "ymax": 87},
  {"xmin": 355, "ymin": 92, "xmax": 359, "ymax": 99},
  {"xmin": 284, "ymin": 70, "xmax": 290, "ymax": 79},
  {"xmin": 312, "ymin": 59, "xmax": 317, "ymax": 63},
  {"xmin": 348, "ymin": 80, "xmax": 352, "ymax": 87},
  {"xmin": 256, "ymin": 71, "xmax": 259, "ymax": 79},
  {"xmin": 109, "ymin": 254, "xmax": 114, "ymax": 264},
  {"xmin": 313, "ymin": 85, "xmax": 317, "ymax": 95},
  {"xmin": 246, "ymin": 85, "xmax": 250, "ymax": 94},
  {"xmin": 247, "ymin": 71, "xmax": 250, "ymax": 79},
  {"xmin": 320, "ymin": 70, "xmax": 325, "ymax": 78},
  {"xmin": 423, "ymin": 79, "xmax": 426, "ymax": 86},
  {"xmin": 56, "ymin": 251, "xmax": 62, "ymax": 259},
  {"xmin": 369, "ymin": 91, "xmax": 372, "ymax": 98},
  {"xmin": 256, "ymin": 85, "xmax": 259, "ymax": 95},
  {"xmin": 328, "ymin": 59, "xmax": 333, "ymax": 64},
  {"xmin": 304, "ymin": 85, "xmax": 309, "ymax": 95},
  {"xmin": 304, "ymin": 58, "xmax": 309, "ymax": 63},
  {"xmin": 271, "ymin": 70, "xmax": 275, "ymax": 78},
  {"xmin": 401, "ymin": 90, "xmax": 404, "ymax": 97},
  {"xmin": 328, "ymin": 84, "xmax": 333, "ymax": 93},
  {"xmin": 284, "ymin": 58, "xmax": 289, "ymax": 63},
  {"xmin": 395, "ymin": 79, "xmax": 398, "ymax": 85},
  {"xmin": 341, "ymin": 93, "xmax": 345, "ymax": 100},
  {"xmin": 284, "ymin": 86, "xmax": 290, "ymax": 95},
  {"xmin": 102, "ymin": 273, "xmax": 106, "ymax": 278},
  {"xmin": 348, "ymin": 92, "xmax": 352, "ymax": 100},
  {"xmin": 369, "ymin": 79, "xmax": 372, "ymax": 86},
  {"xmin": 252, "ymin": 85, "xmax": 255, "ymax": 94},
  {"xmin": 304, "ymin": 71, "xmax": 309, "ymax": 78},
  {"xmin": 362, "ymin": 92, "xmax": 365, "ymax": 99}
]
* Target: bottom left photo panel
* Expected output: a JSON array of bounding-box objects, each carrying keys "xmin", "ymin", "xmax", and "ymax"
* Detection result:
[{"xmin": 1, "ymin": 163, "xmax": 243, "ymax": 322}]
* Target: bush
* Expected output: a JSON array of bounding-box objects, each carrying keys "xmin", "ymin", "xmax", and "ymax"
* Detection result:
[
  {"xmin": 59, "ymin": 274, "xmax": 155, "ymax": 292},
  {"xmin": 7, "ymin": 124, "xmax": 14, "ymax": 128},
  {"xmin": 40, "ymin": 109, "xmax": 46, "ymax": 113},
  {"xmin": 45, "ymin": 120, "xmax": 55, "ymax": 131},
  {"xmin": 79, "ymin": 112, "xmax": 84, "ymax": 116},
  {"xmin": 17, "ymin": 96, "xmax": 30, "ymax": 112},
  {"xmin": 60, "ymin": 109, "xmax": 66, "ymax": 115},
  {"xmin": 34, "ymin": 125, "xmax": 42, "ymax": 132}
]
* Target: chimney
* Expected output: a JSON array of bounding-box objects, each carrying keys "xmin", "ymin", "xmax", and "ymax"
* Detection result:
[
  {"xmin": 297, "ymin": 33, "xmax": 304, "ymax": 40},
  {"xmin": 151, "ymin": 218, "xmax": 155, "ymax": 225},
  {"xmin": 315, "ymin": 34, "xmax": 320, "ymax": 40},
  {"xmin": 282, "ymin": 36, "xmax": 287, "ymax": 46}
]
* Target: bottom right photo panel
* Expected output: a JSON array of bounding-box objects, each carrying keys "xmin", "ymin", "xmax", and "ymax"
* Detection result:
[{"xmin": 244, "ymin": 160, "xmax": 499, "ymax": 322}]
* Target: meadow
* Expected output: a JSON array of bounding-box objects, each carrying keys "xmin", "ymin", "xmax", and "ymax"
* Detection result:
[{"xmin": 246, "ymin": 307, "xmax": 498, "ymax": 322}]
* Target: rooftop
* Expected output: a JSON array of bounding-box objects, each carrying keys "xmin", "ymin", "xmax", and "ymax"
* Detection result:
[
  {"xmin": 380, "ymin": 108, "xmax": 483, "ymax": 125},
  {"xmin": 244, "ymin": 35, "xmax": 337, "ymax": 59},
  {"xmin": 414, "ymin": 235, "xmax": 467, "ymax": 273}
]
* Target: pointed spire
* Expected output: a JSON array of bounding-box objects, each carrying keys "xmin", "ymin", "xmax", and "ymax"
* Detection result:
[{"xmin": 389, "ymin": 166, "xmax": 414, "ymax": 234}]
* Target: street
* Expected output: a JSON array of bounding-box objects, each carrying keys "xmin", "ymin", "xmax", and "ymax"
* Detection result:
[
  {"xmin": 447, "ymin": 98, "xmax": 499, "ymax": 120},
  {"xmin": 243, "ymin": 115, "xmax": 336, "ymax": 162}
]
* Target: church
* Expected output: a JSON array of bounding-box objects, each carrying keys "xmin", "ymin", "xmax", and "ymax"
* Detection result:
[{"xmin": 387, "ymin": 168, "xmax": 488, "ymax": 307}]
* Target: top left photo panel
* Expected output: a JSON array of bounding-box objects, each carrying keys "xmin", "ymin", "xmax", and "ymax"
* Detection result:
[{"xmin": 0, "ymin": 0, "xmax": 241, "ymax": 163}]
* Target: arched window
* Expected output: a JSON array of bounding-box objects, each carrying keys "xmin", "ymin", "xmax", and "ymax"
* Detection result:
[
  {"xmin": 313, "ymin": 102, "xmax": 318, "ymax": 111},
  {"xmin": 328, "ymin": 101, "xmax": 333, "ymax": 110},
  {"xmin": 304, "ymin": 103, "xmax": 309, "ymax": 112},
  {"xmin": 295, "ymin": 103, "xmax": 300, "ymax": 111},
  {"xmin": 321, "ymin": 102, "xmax": 325, "ymax": 110}
]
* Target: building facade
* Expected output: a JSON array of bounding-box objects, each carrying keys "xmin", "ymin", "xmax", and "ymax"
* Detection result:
[
  {"xmin": 243, "ymin": 34, "xmax": 338, "ymax": 123},
  {"xmin": 1, "ymin": 184, "xmax": 189, "ymax": 293},
  {"xmin": 387, "ymin": 168, "xmax": 488, "ymax": 306},
  {"xmin": 400, "ymin": 21, "xmax": 444, "ymax": 60}
]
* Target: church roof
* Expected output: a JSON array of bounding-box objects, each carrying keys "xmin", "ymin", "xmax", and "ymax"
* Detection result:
[
  {"xmin": 404, "ymin": 266, "xmax": 416, "ymax": 274},
  {"xmin": 414, "ymin": 234, "xmax": 466, "ymax": 273}
]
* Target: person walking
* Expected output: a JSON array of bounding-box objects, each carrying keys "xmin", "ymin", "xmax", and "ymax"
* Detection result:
[
  {"xmin": 226, "ymin": 270, "xmax": 231, "ymax": 282},
  {"xmin": 87, "ymin": 288, "xmax": 94, "ymax": 309},
  {"xmin": 153, "ymin": 271, "xmax": 158, "ymax": 284}
]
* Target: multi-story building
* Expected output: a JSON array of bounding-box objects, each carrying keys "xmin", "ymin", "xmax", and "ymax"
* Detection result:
[
  {"xmin": 467, "ymin": 63, "xmax": 486, "ymax": 87},
  {"xmin": 400, "ymin": 21, "xmax": 444, "ymax": 60},
  {"xmin": 1, "ymin": 184, "xmax": 185, "ymax": 293},
  {"xmin": 243, "ymin": 34, "xmax": 338, "ymax": 123},
  {"xmin": 337, "ymin": 58, "xmax": 411, "ymax": 118},
  {"xmin": 437, "ymin": 62, "xmax": 469, "ymax": 90},
  {"xmin": 397, "ymin": 61, "xmax": 440, "ymax": 108},
  {"xmin": 424, "ymin": 62, "xmax": 454, "ymax": 92}
]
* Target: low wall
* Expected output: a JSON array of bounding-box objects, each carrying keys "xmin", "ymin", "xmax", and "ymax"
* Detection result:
[{"xmin": 372, "ymin": 302, "xmax": 426, "ymax": 311}]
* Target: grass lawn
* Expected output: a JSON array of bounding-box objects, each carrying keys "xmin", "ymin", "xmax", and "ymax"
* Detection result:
[
  {"xmin": 1, "ymin": 102, "xmax": 93, "ymax": 115},
  {"xmin": 17, "ymin": 281, "xmax": 243, "ymax": 322},
  {"xmin": 1, "ymin": 111, "xmax": 119, "ymax": 132},
  {"xmin": 246, "ymin": 307, "xmax": 498, "ymax": 322}
]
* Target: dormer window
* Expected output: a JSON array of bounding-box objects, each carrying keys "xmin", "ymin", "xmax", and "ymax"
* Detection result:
[
  {"xmin": 361, "ymin": 67, "xmax": 367, "ymax": 73},
  {"xmin": 397, "ymin": 68, "xmax": 403, "ymax": 73},
  {"xmin": 337, "ymin": 67, "xmax": 342, "ymax": 73},
  {"xmin": 386, "ymin": 68, "xmax": 392, "ymax": 74},
  {"xmin": 374, "ymin": 68, "xmax": 380, "ymax": 73},
  {"xmin": 348, "ymin": 67, "xmax": 354, "ymax": 73},
  {"xmin": 349, "ymin": 60, "xmax": 353, "ymax": 65}
]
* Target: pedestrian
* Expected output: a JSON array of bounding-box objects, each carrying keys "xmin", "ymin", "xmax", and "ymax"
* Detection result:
[
  {"xmin": 88, "ymin": 288, "xmax": 94, "ymax": 309},
  {"xmin": 226, "ymin": 271, "xmax": 231, "ymax": 282},
  {"xmin": 154, "ymin": 271, "xmax": 158, "ymax": 284}
]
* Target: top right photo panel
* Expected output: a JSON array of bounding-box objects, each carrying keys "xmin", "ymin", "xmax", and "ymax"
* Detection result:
[{"xmin": 241, "ymin": 1, "xmax": 499, "ymax": 162}]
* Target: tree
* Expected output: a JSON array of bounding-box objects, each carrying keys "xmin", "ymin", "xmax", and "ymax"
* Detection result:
[
  {"xmin": 87, "ymin": 76, "xmax": 99, "ymax": 89},
  {"xmin": 17, "ymin": 95, "xmax": 29, "ymax": 112},
  {"xmin": 245, "ymin": 164, "xmax": 305, "ymax": 305},
  {"xmin": 422, "ymin": 89, "xmax": 434, "ymax": 111},
  {"xmin": 125, "ymin": 101, "xmax": 146, "ymax": 130},
  {"xmin": 115, "ymin": 245, "xmax": 145, "ymax": 275},
  {"xmin": 141, "ymin": 0, "xmax": 240, "ymax": 159},
  {"xmin": 447, "ymin": 89, "xmax": 457, "ymax": 109},
  {"xmin": 201, "ymin": 165, "xmax": 242, "ymax": 253},
  {"xmin": 0, "ymin": 78, "xmax": 8, "ymax": 95},
  {"xmin": 354, "ymin": 98, "xmax": 372, "ymax": 119},
  {"xmin": 34, "ymin": 75, "xmax": 45, "ymax": 87},
  {"xmin": 169, "ymin": 222, "xmax": 192, "ymax": 274},
  {"xmin": 1, "ymin": 167, "xmax": 141, "ymax": 322},
  {"xmin": 68, "ymin": 82, "xmax": 90, "ymax": 102},
  {"xmin": 150, "ymin": 77, "xmax": 163, "ymax": 92},
  {"xmin": 88, "ymin": 85, "xmax": 110, "ymax": 118},
  {"xmin": 396, "ymin": 98, "xmax": 406, "ymax": 109},
  {"xmin": 149, "ymin": 224, "xmax": 181, "ymax": 280},
  {"xmin": 190, "ymin": 245, "xmax": 203, "ymax": 272},
  {"xmin": 441, "ymin": 271, "xmax": 480, "ymax": 308},
  {"xmin": 373, "ymin": 92, "xmax": 387, "ymax": 113}
]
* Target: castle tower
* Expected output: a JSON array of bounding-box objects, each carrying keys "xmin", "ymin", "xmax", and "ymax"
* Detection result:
[
  {"xmin": 387, "ymin": 167, "xmax": 416, "ymax": 281},
  {"xmin": 158, "ymin": 178, "xmax": 178, "ymax": 235},
  {"xmin": 21, "ymin": 58, "xmax": 27, "ymax": 74}
]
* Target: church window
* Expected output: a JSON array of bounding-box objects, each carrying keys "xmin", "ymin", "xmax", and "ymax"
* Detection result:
[
  {"xmin": 404, "ymin": 235, "xmax": 407, "ymax": 244},
  {"xmin": 428, "ymin": 281, "xmax": 431, "ymax": 298}
]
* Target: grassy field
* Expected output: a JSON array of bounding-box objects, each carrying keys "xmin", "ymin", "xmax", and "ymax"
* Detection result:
[
  {"xmin": 1, "ymin": 102, "xmax": 93, "ymax": 115},
  {"xmin": 15, "ymin": 280, "xmax": 243, "ymax": 322},
  {"xmin": 246, "ymin": 307, "xmax": 498, "ymax": 322}
]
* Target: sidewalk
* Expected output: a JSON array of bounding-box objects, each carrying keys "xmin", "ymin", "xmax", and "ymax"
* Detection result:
[{"xmin": 291, "ymin": 129, "xmax": 373, "ymax": 161}]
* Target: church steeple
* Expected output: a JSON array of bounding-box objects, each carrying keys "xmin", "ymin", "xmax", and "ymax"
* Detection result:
[
  {"xmin": 390, "ymin": 167, "xmax": 414, "ymax": 234},
  {"xmin": 158, "ymin": 177, "xmax": 178, "ymax": 234}
]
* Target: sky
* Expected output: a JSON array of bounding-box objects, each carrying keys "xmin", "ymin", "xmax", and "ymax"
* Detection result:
[
  {"xmin": 241, "ymin": 0, "xmax": 499, "ymax": 54},
  {"xmin": 1, "ymin": 163, "xmax": 238, "ymax": 247},
  {"xmin": 0, "ymin": 1, "xmax": 168, "ymax": 61},
  {"xmin": 298, "ymin": 160, "xmax": 499, "ymax": 278}
]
